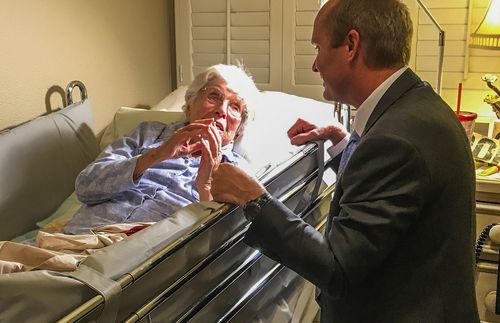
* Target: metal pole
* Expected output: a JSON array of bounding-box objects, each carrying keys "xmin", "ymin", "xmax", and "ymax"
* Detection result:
[{"xmin": 415, "ymin": 0, "xmax": 445, "ymax": 95}]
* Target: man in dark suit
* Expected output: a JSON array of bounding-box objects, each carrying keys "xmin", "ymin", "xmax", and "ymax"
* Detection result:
[{"xmin": 211, "ymin": 0, "xmax": 479, "ymax": 321}]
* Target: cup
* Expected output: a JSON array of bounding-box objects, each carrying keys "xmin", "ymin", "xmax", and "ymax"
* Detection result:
[{"xmin": 457, "ymin": 111, "xmax": 477, "ymax": 142}]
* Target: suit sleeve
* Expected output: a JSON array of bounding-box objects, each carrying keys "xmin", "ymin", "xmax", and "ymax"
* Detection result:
[{"xmin": 244, "ymin": 134, "xmax": 430, "ymax": 298}]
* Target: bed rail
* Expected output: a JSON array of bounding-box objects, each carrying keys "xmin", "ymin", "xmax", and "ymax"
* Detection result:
[
  {"xmin": 125, "ymin": 178, "xmax": 335, "ymax": 322},
  {"xmin": 59, "ymin": 142, "xmax": 331, "ymax": 322},
  {"xmin": 66, "ymin": 80, "xmax": 88, "ymax": 106},
  {"xmin": 216, "ymin": 216, "xmax": 328, "ymax": 323},
  {"xmin": 0, "ymin": 80, "xmax": 98, "ymax": 241},
  {"xmin": 0, "ymin": 80, "xmax": 88, "ymax": 133}
]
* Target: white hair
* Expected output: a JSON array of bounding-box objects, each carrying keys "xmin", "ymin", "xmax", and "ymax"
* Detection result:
[{"xmin": 183, "ymin": 64, "xmax": 260, "ymax": 138}]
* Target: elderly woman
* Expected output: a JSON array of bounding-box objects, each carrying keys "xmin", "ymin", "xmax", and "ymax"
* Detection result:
[{"xmin": 64, "ymin": 64, "xmax": 259, "ymax": 234}]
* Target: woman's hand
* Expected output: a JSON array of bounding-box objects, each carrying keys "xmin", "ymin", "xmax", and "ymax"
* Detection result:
[
  {"xmin": 157, "ymin": 119, "xmax": 216, "ymax": 160},
  {"xmin": 196, "ymin": 123, "xmax": 222, "ymax": 201},
  {"xmin": 134, "ymin": 119, "xmax": 215, "ymax": 180}
]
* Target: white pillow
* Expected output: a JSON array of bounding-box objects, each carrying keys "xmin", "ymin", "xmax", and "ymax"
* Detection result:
[
  {"xmin": 100, "ymin": 107, "xmax": 186, "ymax": 149},
  {"xmin": 102, "ymin": 90, "xmax": 339, "ymax": 177},
  {"xmin": 235, "ymin": 91, "xmax": 337, "ymax": 175},
  {"xmin": 151, "ymin": 86, "xmax": 188, "ymax": 111},
  {"xmin": 145, "ymin": 88, "xmax": 338, "ymax": 174}
]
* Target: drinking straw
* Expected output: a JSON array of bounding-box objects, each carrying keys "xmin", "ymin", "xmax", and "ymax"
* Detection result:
[{"xmin": 456, "ymin": 82, "xmax": 462, "ymax": 114}]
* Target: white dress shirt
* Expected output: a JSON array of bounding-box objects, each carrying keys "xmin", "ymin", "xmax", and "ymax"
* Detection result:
[{"xmin": 327, "ymin": 67, "xmax": 408, "ymax": 158}]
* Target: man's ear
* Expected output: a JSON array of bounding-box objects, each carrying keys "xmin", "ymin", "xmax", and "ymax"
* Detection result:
[
  {"xmin": 345, "ymin": 29, "xmax": 360, "ymax": 62},
  {"xmin": 185, "ymin": 106, "xmax": 191, "ymax": 120}
]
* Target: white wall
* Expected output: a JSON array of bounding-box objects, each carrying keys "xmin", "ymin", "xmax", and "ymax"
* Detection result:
[
  {"xmin": 0, "ymin": 0, "xmax": 174, "ymax": 132},
  {"xmin": 413, "ymin": 0, "xmax": 500, "ymax": 120}
]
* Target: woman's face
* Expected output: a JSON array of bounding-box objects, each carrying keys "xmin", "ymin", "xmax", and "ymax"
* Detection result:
[{"xmin": 186, "ymin": 77, "xmax": 244, "ymax": 146}]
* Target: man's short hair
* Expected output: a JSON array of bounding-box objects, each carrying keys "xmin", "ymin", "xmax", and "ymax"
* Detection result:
[{"xmin": 326, "ymin": 0, "xmax": 413, "ymax": 69}]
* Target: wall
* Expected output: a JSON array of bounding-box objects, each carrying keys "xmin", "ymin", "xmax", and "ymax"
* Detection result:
[
  {"xmin": 413, "ymin": 0, "xmax": 500, "ymax": 122},
  {"xmin": 0, "ymin": 0, "xmax": 174, "ymax": 132}
]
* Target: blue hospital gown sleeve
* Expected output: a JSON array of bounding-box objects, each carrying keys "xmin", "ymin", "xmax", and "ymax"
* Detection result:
[{"xmin": 75, "ymin": 122, "xmax": 166, "ymax": 204}]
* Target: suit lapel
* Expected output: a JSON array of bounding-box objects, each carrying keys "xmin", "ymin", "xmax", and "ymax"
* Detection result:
[
  {"xmin": 327, "ymin": 69, "xmax": 423, "ymax": 233},
  {"xmin": 362, "ymin": 68, "xmax": 422, "ymax": 136}
]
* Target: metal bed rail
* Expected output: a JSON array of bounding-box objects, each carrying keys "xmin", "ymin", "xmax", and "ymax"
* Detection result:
[
  {"xmin": 123, "ymin": 167, "xmax": 335, "ymax": 322},
  {"xmin": 169, "ymin": 185, "xmax": 333, "ymax": 323},
  {"xmin": 58, "ymin": 202, "xmax": 233, "ymax": 323},
  {"xmin": 59, "ymin": 143, "xmax": 328, "ymax": 322},
  {"xmin": 216, "ymin": 216, "xmax": 328, "ymax": 323}
]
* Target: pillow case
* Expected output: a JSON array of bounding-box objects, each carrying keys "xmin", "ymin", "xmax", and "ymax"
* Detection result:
[
  {"xmin": 100, "ymin": 89, "xmax": 338, "ymax": 177},
  {"xmin": 100, "ymin": 107, "xmax": 186, "ymax": 149},
  {"xmin": 151, "ymin": 86, "xmax": 188, "ymax": 111},
  {"xmin": 234, "ymin": 91, "xmax": 335, "ymax": 174}
]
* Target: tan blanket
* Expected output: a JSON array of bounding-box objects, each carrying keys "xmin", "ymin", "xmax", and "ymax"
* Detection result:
[{"xmin": 0, "ymin": 222, "xmax": 153, "ymax": 274}]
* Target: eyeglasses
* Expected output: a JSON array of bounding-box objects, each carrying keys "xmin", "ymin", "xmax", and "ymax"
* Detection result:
[{"xmin": 200, "ymin": 87, "xmax": 245, "ymax": 119}]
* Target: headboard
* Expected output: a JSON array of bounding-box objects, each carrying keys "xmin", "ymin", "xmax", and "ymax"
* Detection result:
[{"xmin": 0, "ymin": 99, "xmax": 99, "ymax": 240}]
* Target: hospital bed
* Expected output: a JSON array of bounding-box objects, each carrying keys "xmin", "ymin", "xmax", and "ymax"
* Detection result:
[{"xmin": 0, "ymin": 81, "xmax": 338, "ymax": 322}]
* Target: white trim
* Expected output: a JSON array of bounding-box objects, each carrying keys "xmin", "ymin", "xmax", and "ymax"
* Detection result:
[
  {"xmin": 174, "ymin": 0, "xmax": 193, "ymax": 86},
  {"xmin": 226, "ymin": 0, "xmax": 231, "ymax": 64},
  {"xmin": 282, "ymin": 0, "xmax": 295, "ymax": 94},
  {"xmin": 260, "ymin": 0, "xmax": 283, "ymax": 91}
]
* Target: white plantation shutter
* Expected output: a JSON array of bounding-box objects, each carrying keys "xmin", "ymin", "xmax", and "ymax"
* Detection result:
[
  {"xmin": 191, "ymin": 0, "xmax": 227, "ymax": 77},
  {"xmin": 282, "ymin": 0, "xmax": 326, "ymax": 101},
  {"xmin": 175, "ymin": 0, "xmax": 336, "ymax": 99},
  {"xmin": 175, "ymin": 0, "xmax": 282, "ymax": 91}
]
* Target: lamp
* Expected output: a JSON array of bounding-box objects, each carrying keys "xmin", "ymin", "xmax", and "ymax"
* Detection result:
[{"xmin": 470, "ymin": 0, "xmax": 500, "ymax": 50}]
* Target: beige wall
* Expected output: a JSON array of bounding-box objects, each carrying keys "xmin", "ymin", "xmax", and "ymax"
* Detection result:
[
  {"xmin": 0, "ymin": 0, "xmax": 174, "ymax": 132},
  {"xmin": 412, "ymin": 0, "xmax": 500, "ymax": 122}
]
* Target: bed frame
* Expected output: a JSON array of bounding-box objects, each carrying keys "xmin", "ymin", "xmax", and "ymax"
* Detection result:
[{"xmin": 0, "ymin": 83, "xmax": 334, "ymax": 322}]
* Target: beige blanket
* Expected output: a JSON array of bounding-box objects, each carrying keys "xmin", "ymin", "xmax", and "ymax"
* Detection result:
[{"xmin": 0, "ymin": 223, "xmax": 153, "ymax": 274}]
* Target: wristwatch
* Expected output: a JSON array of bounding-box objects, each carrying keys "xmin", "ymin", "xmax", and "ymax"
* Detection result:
[{"xmin": 243, "ymin": 192, "xmax": 273, "ymax": 222}]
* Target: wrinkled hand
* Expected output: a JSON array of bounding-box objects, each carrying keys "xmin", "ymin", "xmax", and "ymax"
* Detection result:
[
  {"xmin": 157, "ymin": 119, "xmax": 215, "ymax": 160},
  {"xmin": 196, "ymin": 123, "xmax": 222, "ymax": 201},
  {"xmin": 134, "ymin": 119, "xmax": 218, "ymax": 180},
  {"xmin": 211, "ymin": 163, "xmax": 266, "ymax": 206},
  {"xmin": 287, "ymin": 118, "xmax": 347, "ymax": 146}
]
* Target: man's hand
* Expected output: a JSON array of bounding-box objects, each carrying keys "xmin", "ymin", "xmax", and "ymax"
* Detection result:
[
  {"xmin": 211, "ymin": 163, "xmax": 266, "ymax": 206},
  {"xmin": 287, "ymin": 118, "xmax": 348, "ymax": 146}
]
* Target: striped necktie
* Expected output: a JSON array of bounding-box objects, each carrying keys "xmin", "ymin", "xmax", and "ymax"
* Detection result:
[{"xmin": 338, "ymin": 131, "xmax": 360, "ymax": 176}]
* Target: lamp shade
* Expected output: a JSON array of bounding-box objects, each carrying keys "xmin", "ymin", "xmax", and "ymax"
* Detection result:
[{"xmin": 470, "ymin": 0, "xmax": 500, "ymax": 49}]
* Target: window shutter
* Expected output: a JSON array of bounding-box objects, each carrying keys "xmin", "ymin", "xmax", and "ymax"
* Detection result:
[
  {"xmin": 282, "ymin": 0, "xmax": 325, "ymax": 101},
  {"xmin": 175, "ymin": 0, "xmax": 282, "ymax": 90}
]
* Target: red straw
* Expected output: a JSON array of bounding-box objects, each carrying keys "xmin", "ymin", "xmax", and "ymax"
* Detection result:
[{"xmin": 456, "ymin": 82, "xmax": 462, "ymax": 114}]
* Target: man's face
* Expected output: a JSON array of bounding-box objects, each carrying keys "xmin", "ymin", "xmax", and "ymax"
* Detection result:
[
  {"xmin": 186, "ymin": 77, "xmax": 244, "ymax": 146},
  {"xmin": 311, "ymin": 2, "xmax": 350, "ymax": 103}
]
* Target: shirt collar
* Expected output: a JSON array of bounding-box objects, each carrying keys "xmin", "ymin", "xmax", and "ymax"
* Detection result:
[
  {"xmin": 352, "ymin": 67, "xmax": 408, "ymax": 136},
  {"xmin": 220, "ymin": 142, "xmax": 241, "ymax": 163}
]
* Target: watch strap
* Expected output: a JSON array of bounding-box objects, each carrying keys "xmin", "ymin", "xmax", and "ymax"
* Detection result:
[{"xmin": 243, "ymin": 192, "xmax": 272, "ymax": 222}]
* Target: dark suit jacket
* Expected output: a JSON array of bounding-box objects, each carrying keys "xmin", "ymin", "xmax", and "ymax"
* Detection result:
[{"xmin": 244, "ymin": 69, "xmax": 479, "ymax": 323}]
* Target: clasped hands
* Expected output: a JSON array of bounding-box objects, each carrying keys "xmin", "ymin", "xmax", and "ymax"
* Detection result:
[
  {"xmin": 134, "ymin": 118, "xmax": 223, "ymax": 201},
  {"xmin": 210, "ymin": 118, "xmax": 347, "ymax": 206},
  {"xmin": 136, "ymin": 118, "xmax": 347, "ymax": 204}
]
